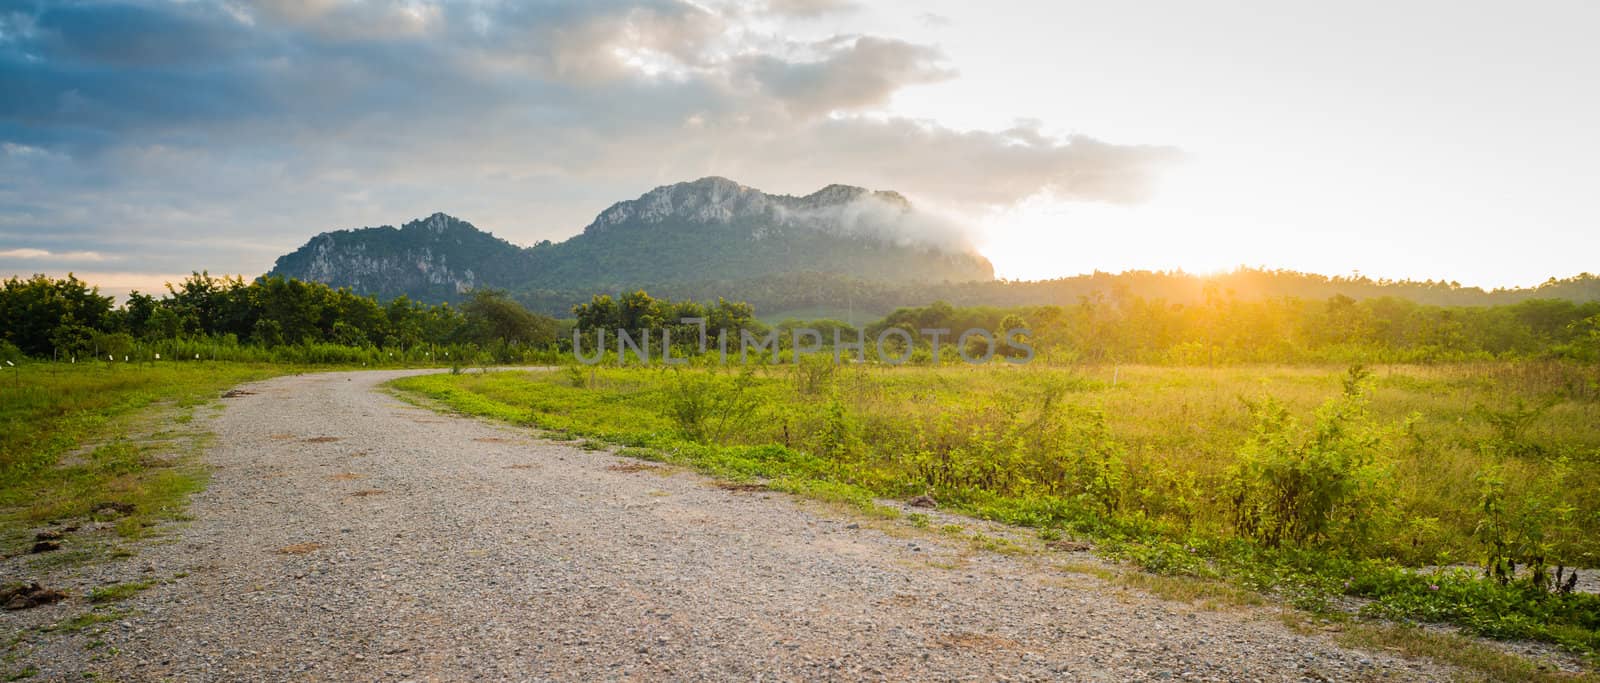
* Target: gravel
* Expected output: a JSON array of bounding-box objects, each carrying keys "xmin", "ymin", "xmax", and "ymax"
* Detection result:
[{"xmin": 2, "ymin": 369, "xmax": 1460, "ymax": 681}]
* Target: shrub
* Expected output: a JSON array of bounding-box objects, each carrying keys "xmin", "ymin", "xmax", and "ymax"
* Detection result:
[
  {"xmin": 662, "ymin": 367, "xmax": 762, "ymax": 444},
  {"xmin": 1227, "ymin": 367, "xmax": 1398, "ymax": 551},
  {"xmin": 1474, "ymin": 458, "xmax": 1580, "ymax": 591}
]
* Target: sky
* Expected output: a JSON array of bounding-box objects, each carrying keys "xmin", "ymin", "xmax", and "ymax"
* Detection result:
[{"xmin": 1, "ymin": 0, "xmax": 1596, "ymax": 297}]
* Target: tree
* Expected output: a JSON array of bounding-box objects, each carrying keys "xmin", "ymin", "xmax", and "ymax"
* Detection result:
[
  {"xmin": 460, "ymin": 289, "xmax": 556, "ymax": 346},
  {"xmin": 0, "ymin": 274, "xmax": 113, "ymax": 356}
]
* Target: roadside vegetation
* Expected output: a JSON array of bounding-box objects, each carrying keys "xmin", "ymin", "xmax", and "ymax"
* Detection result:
[
  {"xmin": 393, "ymin": 358, "xmax": 1600, "ymax": 663},
  {"xmin": 0, "ymin": 363, "xmax": 290, "ymax": 553}
]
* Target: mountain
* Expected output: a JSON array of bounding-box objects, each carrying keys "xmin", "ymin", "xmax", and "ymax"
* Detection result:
[
  {"xmin": 268, "ymin": 177, "xmax": 995, "ymax": 305},
  {"xmin": 268, "ymin": 212, "xmax": 531, "ymax": 303}
]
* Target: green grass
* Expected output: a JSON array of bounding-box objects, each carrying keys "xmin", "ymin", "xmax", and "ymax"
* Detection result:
[
  {"xmin": 41, "ymin": 610, "xmax": 128, "ymax": 635},
  {"xmin": 391, "ymin": 360, "xmax": 1600, "ymax": 663},
  {"xmin": 0, "ymin": 362, "xmax": 288, "ymax": 555},
  {"xmin": 87, "ymin": 581, "xmax": 152, "ymax": 604}
]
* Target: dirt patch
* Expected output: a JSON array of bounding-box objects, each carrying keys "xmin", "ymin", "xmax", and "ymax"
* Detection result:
[
  {"xmin": 349, "ymin": 489, "xmax": 386, "ymax": 497},
  {"xmin": 503, "ymin": 464, "xmax": 536, "ymax": 470},
  {"xmin": 275, "ymin": 542, "xmax": 323, "ymax": 555},
  {"xmin": 606, "ymin": 462, "xmax": 661, "ymax": 473},
  {"xmin": 713, "ymin": 481, "xmax": 767, "ymax": 493},
  {"xmin": 327, "ymin": 472, "xmax": 365, "ymax": 481},
  {"xmin": 933, "ymin": 632, "xmax": 1022, "ymax": 652},
  {"xmin": 2, "ymin": 583, "xmax": 67, "ymax": 610},
  {"xmin": 92, "ymin": 501, "xmax": 136, "ymax": 517},
  {"xmin": 885, "ymin": 593, "xmax": 919, "ymax": 607},
  {"xmin": 303, "ymin": 436, "xmax": 340, "ymax": 443}
]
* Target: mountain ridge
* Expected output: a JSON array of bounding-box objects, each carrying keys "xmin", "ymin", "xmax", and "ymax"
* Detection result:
[{"xmin": 268, "ymin": 177, "xmax": 994, "ymax": 304}]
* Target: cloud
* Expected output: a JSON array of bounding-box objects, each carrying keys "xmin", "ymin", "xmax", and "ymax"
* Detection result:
[
  {"xmin": 0, "ymin": 247, "xmax": 108, "ymax": 261},
  {"xmin": 775, "ymin": 191, "xmax": 975, "ymax": 251},
  {"xmin": 0, "ymin": 0, "xmax": 1177, "ymax": 281},
  {"xmin": 762, "ymin": 0, "xmax": 861, "ymax": 19},
  {"xmin": 733, "ymin": 36, "xmax": 955, "ymax": 115}
]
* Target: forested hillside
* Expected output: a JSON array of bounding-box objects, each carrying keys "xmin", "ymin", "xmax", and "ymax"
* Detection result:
[{"xmin": 269, "ymin": 178, "xmax": 994, "ymax": 303}]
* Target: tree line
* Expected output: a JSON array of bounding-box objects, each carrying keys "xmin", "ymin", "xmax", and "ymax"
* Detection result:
[
  {"xmin": 6, "ymin": 273, "xmax": 1597, "ymax": 365},
  {"xmin": 0, "ymin": 273, "xmax": 559, "ymax": 363},
  {"xmin": 867, "ymin": 293, "xmax": 1600, "ymax": 364},
  {"xmin": 518, "ymin": 269, "xmax": 1600, "ymax": 319}
]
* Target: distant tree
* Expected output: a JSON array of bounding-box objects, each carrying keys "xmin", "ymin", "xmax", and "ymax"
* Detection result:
[
  {"xmin": 93, "ymin": 331, "xmax": 134, "ymax": 360},
  {"xmin": 147, "ymin": 307, "xmax": 183, "ymax": 340},
  {"xmin": 252, "ymin": 318, "xmax": 285, "ymax": 347},
  {"xmin": 460, "ymin": 289, "xmax": 556, "ymax": 346},
  {"xmin": 573, "ymin": 294, "xmax": 621, "ymax": 331},
  {"xmin": 0, "ymin": 274, "xmax": 113, "ymax": 356},
  {"xmin": 331, "ymin": 320, "xmax": 371, "ymax": 348},
  {"xmin": 49, "ymin": 323, "xmax": 96, "ymax": 359}
]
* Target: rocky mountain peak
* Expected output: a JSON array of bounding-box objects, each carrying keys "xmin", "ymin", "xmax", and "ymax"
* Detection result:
[
  {"xmin": 587, "ymin": 177, "xmax": 918, "ymax": 234},
  {"xmin": 404, "ymin": 212, "xmax": 470, "ymax": 234}
]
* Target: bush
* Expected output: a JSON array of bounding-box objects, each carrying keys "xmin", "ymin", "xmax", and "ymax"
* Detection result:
[
  {"xmin": 662, "ymin": 368, "xmax": 762, "ymax": 444},
  {"xmin": 1475, "ymin": 458, "xmax": 1581, "ymax": 591},
  {"xmin": 1228, "ymin": 367, "xmax": 1398, "ymax": 550}
]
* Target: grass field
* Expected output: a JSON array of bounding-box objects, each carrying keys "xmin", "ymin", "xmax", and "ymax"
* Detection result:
[
  {"xmin": 393, "ymin": 360, "xmax": 1600, "ymax": 656},
  {"xmin": 0, "ymin": 362, "xmax": 289, "ymax": 558}
]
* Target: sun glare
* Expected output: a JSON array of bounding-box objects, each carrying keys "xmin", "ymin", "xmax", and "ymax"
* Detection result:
[{"xmin": 977, "ymin": 163, "xmax": 1255, "ymax": 281}]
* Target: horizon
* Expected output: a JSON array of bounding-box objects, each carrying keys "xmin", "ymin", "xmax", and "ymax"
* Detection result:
[{"xmin": 3, "ymin": 1, "xmax": 1598, "ymax": 294}]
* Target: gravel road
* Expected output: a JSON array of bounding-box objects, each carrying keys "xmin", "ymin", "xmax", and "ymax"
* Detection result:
[{"xmin": 5, "ymin": 369, "xmax": 1457, "ymax": 681}]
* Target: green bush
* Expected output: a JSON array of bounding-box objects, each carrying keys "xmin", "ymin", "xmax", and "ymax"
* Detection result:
[
  {"xmin": 1227, "ymin": 367, "xmax": 1398, "ymax": 550},
  {"xmin": 662, "ymin": 368, "xmax": 763, "ymax": 444}
]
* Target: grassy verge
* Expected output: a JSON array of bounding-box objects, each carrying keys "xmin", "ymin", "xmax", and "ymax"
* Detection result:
[
  {"xmin": 0, "ymin": 362, "xmax": 290, "ymax": 555},
  {"xmin": 391, "ymin": 362, "xmax": 1600, "ymax": 677}
]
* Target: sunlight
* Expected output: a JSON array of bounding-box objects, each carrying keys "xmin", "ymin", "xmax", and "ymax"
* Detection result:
[{"xmin": 977, "ymin": 164, "xmax": 1251, "ymax": 280}]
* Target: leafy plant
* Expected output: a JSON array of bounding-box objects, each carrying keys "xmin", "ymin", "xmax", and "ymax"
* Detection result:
[
  {"xmin": 1228, "ymin": 367, "xmax": 1397, "ymax": 550},
  {"xmin": 662, "ymin": 368, "xmax": 763, "ymax": 444},
  {"xmin": 1475, "ymin": 458, "xmax": 1579, "ymax": 591}
]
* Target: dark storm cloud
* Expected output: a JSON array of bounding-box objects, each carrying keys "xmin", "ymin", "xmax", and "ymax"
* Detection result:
[{"xmin": 0, "ymin": 0, "xmax": 1177, "ymax": 283}]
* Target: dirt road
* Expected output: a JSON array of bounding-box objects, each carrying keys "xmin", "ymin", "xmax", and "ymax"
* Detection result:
[{"xmin": 7, "ymin": 369, "xmax": 1451, "ymax": 681}]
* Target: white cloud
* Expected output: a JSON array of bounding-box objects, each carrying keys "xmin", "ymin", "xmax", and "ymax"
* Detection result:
[{"xmin": 0, "ymin": 248, "xmax": 110, "ymax": 261}]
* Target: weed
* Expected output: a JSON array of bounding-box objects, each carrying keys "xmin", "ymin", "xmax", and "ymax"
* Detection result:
[{"xmin": 87, "ymin": 581, "xmax": 152, "ymax": 604}]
